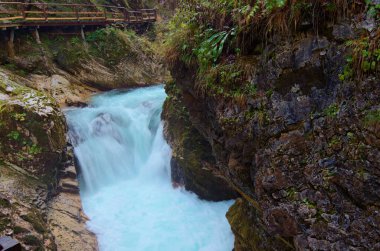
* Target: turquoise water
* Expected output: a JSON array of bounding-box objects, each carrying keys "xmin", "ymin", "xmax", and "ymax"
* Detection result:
[{"xmin": 65, "ymin": 85, "xmax": 234, "ymax": 251}]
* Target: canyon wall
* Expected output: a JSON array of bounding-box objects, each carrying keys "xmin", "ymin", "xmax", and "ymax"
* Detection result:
[{"xmin": 163, "ymin": 1, "xmax": 380, "ymax": 250}]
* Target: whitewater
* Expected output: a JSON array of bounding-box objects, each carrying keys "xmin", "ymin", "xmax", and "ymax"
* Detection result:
[{"xmin": 65, "ymin": 85, "xmax": 234, "ymax": 251}]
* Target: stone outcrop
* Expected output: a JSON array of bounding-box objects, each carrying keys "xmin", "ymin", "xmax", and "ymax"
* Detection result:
[
  {"xmin": 162, "ymin": 82, "xmax": 237, "ymax": 201},
  {"xmin": 0, "ymin": 71, "xmax": 66, "ymax": 185},
  {"xmin": 165, "ymin": 20, "xmax": 380, "ymax": 251},
  {"xmin": 47, "ymin": 147, "xmax": 98, "ymax": 251},
  {"xmin": 0, "ymin": 72, "xmax": 97, "ymax": 250},
  {"xmin": 0, "ymin": 25, "xmax": 168, "ymax": 92}
]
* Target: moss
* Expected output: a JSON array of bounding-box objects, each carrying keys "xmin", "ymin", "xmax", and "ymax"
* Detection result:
[
  {"xmin": 13, "ymin": 225, "xmax": 29, "ymax": 234},
  {"xmin": 0, "ymin": 74, "xmax": 66, "ymax": 184},
  {"xmin": 226, "ymin": 198, "xmax": 294, "ymax": 251},
  {"xmin": 286, "ymin": 187, "xmax": 298, "ymax": 200},
  {"xmin": 324, "ymin": 104, "xmax": 339, "ymax": 118},
  {"xmin": 21, "ymin": 212, "xmax": 47, "ymax": 234},
  {"xmin": 22, "ymin": 234, "xmax": 42, "ymax": 247},
  {"xmin": 197, "ymin": 62, "xmax": 257, "ymax": 98},
  {"xmin": 329, "ymin": 136, "xmax": 340, "ymax": 147},
  {"xmin": 0, "ymin": 198, "xmax": 11, "ymax": 208},
  {"xmin": 0, "ymin": 214, "xmax": 11, "ymax": 231},
  {"xmin": 364, "ymin": 110, "xmax": 380, "ymax": 125}
]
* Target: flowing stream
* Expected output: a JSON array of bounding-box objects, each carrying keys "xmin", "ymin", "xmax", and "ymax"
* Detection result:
[{"xmin": 65, "ymin": 85, "xmax": 234, "ymax": 251}]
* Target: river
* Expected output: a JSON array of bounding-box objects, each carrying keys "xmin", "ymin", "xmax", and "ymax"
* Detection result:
[{"xmin": 65, "ymin": 85, "xmax": 234, "ymax": 251}]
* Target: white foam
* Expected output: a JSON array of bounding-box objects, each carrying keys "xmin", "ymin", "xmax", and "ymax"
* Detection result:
[{"xmin": 65, "ymin": 86, "xmax": 234, "ymax": 251}]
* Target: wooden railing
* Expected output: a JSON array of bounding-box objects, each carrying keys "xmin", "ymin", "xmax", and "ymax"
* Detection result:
[{"xmin": 0, "ymin": 2, "xmax": 157, "ymax": 28}]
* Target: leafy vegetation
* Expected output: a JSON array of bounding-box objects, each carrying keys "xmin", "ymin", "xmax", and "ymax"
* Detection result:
[
  {"xmin": 22, "ymin": 235, "xmax": 42, "ymax": 247},
  {"xmin": 7, "ymin": 131, "xmax": 21, "ymax": 141},
  {"xmin": 324, "ymin": 104, "xmax": 339, "ymax": 118},
  {"xmin": 194, "ymin": 28, "xmax": 237, "ymax": 73},
  {"xmin": 364, "ymin": 109, "xmax": 380, "ymax": 125},
  {"xmin": 165, "ymin": 0, "xmax": 373, "ymax": 98},
  {"xmin": 340, "ymin": 32, "xmax": 380, "ymax": 81}
]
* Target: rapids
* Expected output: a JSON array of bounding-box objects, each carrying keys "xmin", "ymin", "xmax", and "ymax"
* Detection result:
[{"xmin": 65, "ymin": 85, "xmax": 234, "ymax": 251}]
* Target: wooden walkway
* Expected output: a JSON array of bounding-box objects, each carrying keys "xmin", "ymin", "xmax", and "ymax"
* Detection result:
[{"xmin": 0, "ymin": 1, "xmax": 157, "ymax": 29}]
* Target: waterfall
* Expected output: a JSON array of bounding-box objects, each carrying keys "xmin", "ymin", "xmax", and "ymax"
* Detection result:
[{"xmin": 65, "ymin": 85, "xmax": 234, "ymax": 251}]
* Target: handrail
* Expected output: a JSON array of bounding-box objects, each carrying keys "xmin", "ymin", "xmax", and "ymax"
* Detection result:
[
  {"xmin": 0, "ymin": 1, "xmax": 157, "ymax": 28},
  {"xmin": 0, "ymin": 1, "xmax": 126, "ymax": 9}
]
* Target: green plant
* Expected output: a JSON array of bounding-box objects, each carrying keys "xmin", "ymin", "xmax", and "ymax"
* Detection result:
[
  {"xmin": 28, "ymin": 144, "xmax": 42, "ymax": 155},
  {"xmin": 364, "ymin": 110, "xmax": 380, "ymax": 125},
  {"xmin": 339, "ymin": 56, "xmax": 354, "ymax": 81},
  {"xmin": 340, "ymin": 32, "xmax": 380, "ymax": 80},
  {"xmin": 12, "ymin": 113, "xmax": 26, "ymax": 122},
  {"xmin": 13, "ymin": 226, "xmax": 29, "ymax": 234},
  {"xmin": 21, "ymin": 213, "xmax": 46, "ymax": 234},
  {"xmin": 0, "ymin": 198, "xmax": 11, "ymax": 208},
  {"xmin": 286, "ymin": 187, "xmax": 298, "ymax": 200},
  {"xmin": 329, "ymin": 136, "xmax": 340, "ymax": 148},
  {"xmin": 324, "ymin": 104, "xmax": 339, "ymax": 118},
  {"xmin": 194, "ymin": 27, "xmax": 237, "ymax": 73},
  {"xmin": 22, "ymin": 235, "xmax": 41, "ymax": 246},
  {"xmin": 7, "ymin": 131, "xmax": 21, "ymax": 141},
  {"xmin": 301, "ymin": 198, "xmax": 316, "ymax": 209},
  {"xmin": 70, "ymin": 37, "xmax": 82, "ymax": 45},
  {"xmin": 347, "ymin": 132, "xmax": 355, "ymax": 141}
]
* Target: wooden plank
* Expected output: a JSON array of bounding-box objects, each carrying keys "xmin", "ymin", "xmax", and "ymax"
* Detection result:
[
  {"xmin": 45, "ymin": 17, "xmax": 78, "ymax": 20},
  {"xmin": 0, "ymin": 10, "xmax": 20, "ymax": 14},
  {"xmin": 24, "ymin": 11, "xmax": 45, "ymax": 14},
  {"xmin": 0, "ymin": 16, "xmax": 23, "ymax": 21},
  {"xmin": 77, "ymin": 12, "xmax": 104, "ymax": 15},
  {"xmin": 106, "ymin": 18, "xmax": 124, "ymax": 21},
  {"xmin": 79, "ymin": 16, "xmax": 106, "ymax": 20},
  {"xmin": 25, "ymin": 17, "xmax": 46, "ymax": 21}
]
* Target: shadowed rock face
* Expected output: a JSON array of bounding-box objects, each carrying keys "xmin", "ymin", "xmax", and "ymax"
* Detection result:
[
  {"xmin": 166, "ymin": 26, "xmax": 380, "ymax": 251},
  {"xmin": 162, "ymin": 86, "xmax": 238, "ymax": 201}
]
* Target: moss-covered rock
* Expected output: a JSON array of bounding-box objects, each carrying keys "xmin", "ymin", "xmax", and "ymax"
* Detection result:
[
  {"xmin": 227, "ymin": 198, "xmax": 292, "ymax": 251},
  {"xmin": 0, "ymin": 164, "xmax": 57, "ymax": 250},
  {"xmin": 165, "ymin": 3, "xmax": 380, "ymax": 249},
  {"xmin": 0, "ymin": 71, "xmax": 66, "ymax": 185}
]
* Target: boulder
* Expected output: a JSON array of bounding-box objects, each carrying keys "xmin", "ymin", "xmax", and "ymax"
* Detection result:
[{"xmin": 0, "ymin": 71, "xmax": 66, "ymax": 185}]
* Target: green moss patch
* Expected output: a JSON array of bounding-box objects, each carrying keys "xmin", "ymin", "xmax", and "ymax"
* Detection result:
[{"xmin": 21, "ymin": 211, "xmax": 47, "ymax": 234}]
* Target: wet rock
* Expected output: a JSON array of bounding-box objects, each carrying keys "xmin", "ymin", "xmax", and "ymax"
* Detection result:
[
  {"xmin": 162, "ymin": 84, "xmax": 237, "ymax": 201},
  {"xmin": 0, "ymin": 71, "xmax": 66, "ymax": 185},
  {"xmin": 48, "ymin": 146, "xmax": 98, "ymax": 251},
  {"xmin": 265, "ymin": 207, "xmax": 299, "ymax": 237},
  {"xmin": 167, "ymin": 18, "xmax": 380, "ymax": 251},
  {"xmin": 0, "ymin": 73, "xmax": 97, "ymax": 250},
  {"xmin": 332, "ymin": 24, "xmax": 355, "ymax": 41},
  {"xmin": 226, "ymin": 199, "xmax": 291, "ymax": 251}
]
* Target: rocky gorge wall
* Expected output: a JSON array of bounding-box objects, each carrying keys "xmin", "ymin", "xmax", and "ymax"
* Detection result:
[
  {"xmin": 163, "ymin": 7, "xmax": 380, "ymax": 251},
  {"xmin": 0, "ymin": 71, "xmax": 97, "ymax": 250}
]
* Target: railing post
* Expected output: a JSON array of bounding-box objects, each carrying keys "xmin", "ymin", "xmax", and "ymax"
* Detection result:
[
  {"xmin": 75, "ymin": 5, "xmax": 79, "ymax": 21},
  {"xmin": 103, "ymin": 8, "xmax": 107, "ymax": 21},
  {"xmin": 122, "ymin": 9, "xmax": 127, "ymax": 22},
  {"xmin": 7, "ymin": 29, "xmax": 15, "ymax": 58},
  {"xmin": 21, "ymin": 3, "xmax": 26, "ymax": 20},
  {"xmin": 43, "ymin": 3, "xmax": 48, "ymax": 21}
]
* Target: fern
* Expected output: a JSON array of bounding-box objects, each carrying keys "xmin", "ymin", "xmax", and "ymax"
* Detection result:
[{"xmin": 194, "ymin": 27, "xmax": 236, "ymax": 73}]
